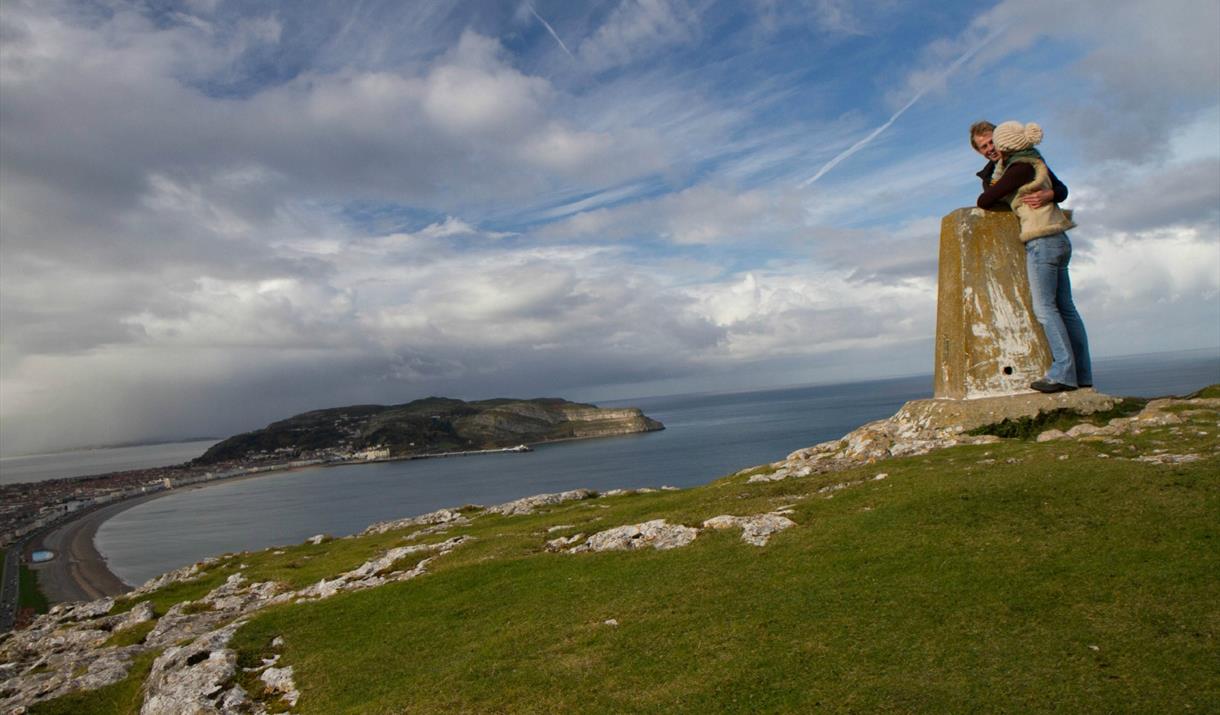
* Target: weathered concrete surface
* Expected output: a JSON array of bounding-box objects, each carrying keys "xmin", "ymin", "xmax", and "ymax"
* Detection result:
[{"xmin": 935, "ymin": 208, "xmax": 1051, "ymax": 399}]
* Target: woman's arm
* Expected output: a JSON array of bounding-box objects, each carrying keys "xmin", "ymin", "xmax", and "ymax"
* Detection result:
[{"xmin": 977, "ymin": 162, "xmax": 1035, "ymax": 209}]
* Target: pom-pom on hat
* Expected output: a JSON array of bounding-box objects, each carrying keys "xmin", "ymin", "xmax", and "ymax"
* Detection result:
[{"xmin": 993, "ymin": 121, "xmax": 1043, "ymax": 152}]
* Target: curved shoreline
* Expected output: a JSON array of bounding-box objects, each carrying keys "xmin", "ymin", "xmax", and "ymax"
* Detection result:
[
  {"xmin": 25, "ymin": 432, "xmax": 664, "ymax": 603},
  {"xmin": 29, "ymin": 465, "xmax": 324, "ymax": 603},
  {"xmin": 29, "ymin": 495, "xmax": 155, "ymax": 602}
]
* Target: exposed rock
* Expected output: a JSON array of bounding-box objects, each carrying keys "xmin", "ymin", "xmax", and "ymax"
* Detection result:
[
  {"xmin": 0, "ymin": 645, "xmax": 142, "ymax": 712},
  {"xmin": 569, "ymin": 520, "xmax": 698, "ymax": 553},
  {"xmin": 1066, "ymin": 423, "xmax": 1104, "ymax": 438},
  {"xmin": 306, "ymin": 534, "xmax": 328, "ymax": 545},
  {"xmin": 701, "ymin": 513, "xmax": 796, "ymax": 546},
  {"xmin": 487, "ymin": 489, "xmax": 597, "ymax": 516},
  {"xmin": 146, "ymin": 575, "xmax": 282, "ymax": 649},
  {"xmin": 403, "ymin": 522, "xmax": 456, "ymax": 541},
  {"xmin": 361, "ymin": 507, "xmax": 470, "ymax": 536},
  {"xmin": 48, "ymin": 597, "xmax": 114, "ymax": 622},
  {"xmin": 1036, "ymin": 429, "xmax": 1067, "ymax": 442},
  {"xmin": 546, "ymin": 524, "xmax": 575, "ymax": 533},
  {"xmin": 1135, "ymin": 453, "xmax": 1203, "ymax": 465},
  {"xmin": 545, "ymin": 534, "xmax": 585, "ymax": 551},
  {"xmin": 290, "ymin": 536, "xmax": 469, "ymax": 603},
  {"xmin": 260, "ymin": 665, "xmax": 300, "ymax": 707},
  {"xmin": 141, "ymin": 620, "xmax": 245, "ymax": 715},
  {"xmin": 99, "ymin": 600, "xmax": 155, "ymax": 634},
  {"xmin": 129, "ymin": 556, "xmax": 224, "ymax": 597}
]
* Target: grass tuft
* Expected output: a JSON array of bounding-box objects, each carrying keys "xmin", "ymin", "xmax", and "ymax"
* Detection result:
[
  {"xmin": 967, "ymin": 399, "xmax": 1146, "ymax": 439},
  {"xmin": 27, "ymin": 650, "xmax": 158, "ymax": 715}
]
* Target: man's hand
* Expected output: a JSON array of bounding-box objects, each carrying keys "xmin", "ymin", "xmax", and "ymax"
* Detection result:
[{"xmin": 1021, "ymin": 189, "xmax": 1055, "ymax": 209}]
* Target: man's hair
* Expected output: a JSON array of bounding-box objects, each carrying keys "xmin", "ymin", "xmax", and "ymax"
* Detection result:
[{"xmin": 969, "ymin": 121, "xmax": 996, "ymax": 150}]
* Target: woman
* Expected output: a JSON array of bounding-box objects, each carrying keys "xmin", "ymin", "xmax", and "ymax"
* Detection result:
[{"xmin": 976, "ymin": 121, "xmax": 1092, "ymax": 393}]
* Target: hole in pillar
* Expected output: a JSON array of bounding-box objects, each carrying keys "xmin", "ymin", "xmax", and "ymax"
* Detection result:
[{"xmin": 1002, "ymin": 366, "xmax": 1014, "ymax": 375}]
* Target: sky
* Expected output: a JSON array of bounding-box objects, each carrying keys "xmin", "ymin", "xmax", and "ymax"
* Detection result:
[{"xmin": 1, "ymin": 0, "xmax": 1218, "ymax": 456}]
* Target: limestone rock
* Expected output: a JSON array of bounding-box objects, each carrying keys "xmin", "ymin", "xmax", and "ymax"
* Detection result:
[
  {"xmin": 141, "ymin": 620, "xmax": 245, "ymax": 715},
  {"xmin": 701, "ymin": 513, "xmax": 796, "ymax": 546},
  {"xmin": 361, "ymin": 507, "xmax": 469, "ymax": 536},
  {"xmin": 1066, "ymin": 423, "xmax": 1104, "ymax": 438},
  {"xmin": 130, "ymin": 556, "xmax": 224, "ymax": 597},
  {"xmin": 48, "ymin": 597, "xmax": 114, "ymax": 622},
  {"xmin": 260, "ymin": 665, "xmax": 300, "ymax": 707},
  {"xmin": 291, "ymin": 536, "xmax": 469, "ymax": 602},
  {"xmin": 1036, "ymin": 429, "xmax": 1067, "ymax": 442},
  {"xmin": 487, "ymin": 489, "xmax": 597, "ymax": 516},
  {"xmin": 545, "ymin": 533, "xmax": 585, "ymax": 551},
  {"xmin": 570, "ymin": 520, "xmax": 698, "ymax": 552},
  {"xmin": 1135, "ymin": 453, "xmax": 1202, "ymax": 465}
]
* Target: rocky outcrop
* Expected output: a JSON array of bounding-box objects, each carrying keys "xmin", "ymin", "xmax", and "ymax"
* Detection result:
[
  {"xmin": 701, "ymin": 511, "xmax": 796, "ymax": 546},
  {"xmin": 141, "ymin": 620, "xmax": 247, "ymax": 715},
  {"xmin": 1034, "ymin": 397, "xmax": 1220, "ymax": 467},
  {"xmin": 287, "ymin": 537, "xmax": 469, "ymax": 603},
  {"xmin": 0, "ymin": 533, "xmax": 471, "ymax": 714},
  {"xmin": 487, "ymin": 489, "xmax": 597, "ymax": 516},
  {"xmin": 361, "ymin": 507, "xmax": 470, "ymax": 536},
  {"xmin": 752, "ymin": 390, "xmax": 1121, "ymax": 484},
  {"xmin": 569, "ymin": 520, "xmax": 699, "ymax": 552}
]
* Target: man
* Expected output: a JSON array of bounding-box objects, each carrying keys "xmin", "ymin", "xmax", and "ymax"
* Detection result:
[
  {"xmin": 970, "ymin": 120, "xmax": 1067, "ymax": 209},
  {"xmin": 971, "ymin": 120, "xmax": 1092, "ymax": 393}
]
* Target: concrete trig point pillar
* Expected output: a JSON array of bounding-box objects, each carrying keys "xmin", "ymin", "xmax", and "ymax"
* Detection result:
[{"xmin": 934, "ymin": 208, "xmax": 1051, "ymax": 399}]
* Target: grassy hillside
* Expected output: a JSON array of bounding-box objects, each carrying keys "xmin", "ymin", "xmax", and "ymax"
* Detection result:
[{"xmin": 28, "ymin": 391, "xmax": 1220, "ymax": 714}]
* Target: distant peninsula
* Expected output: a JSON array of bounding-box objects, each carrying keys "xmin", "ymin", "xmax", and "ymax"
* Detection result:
[{"xmin": 194, "ymin": 397, "xmax": 664, "ymax": 466}]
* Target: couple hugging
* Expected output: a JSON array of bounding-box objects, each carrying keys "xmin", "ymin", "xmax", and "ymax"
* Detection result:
[{"xmin": 971, "ymin": 120, "xmax": 1092, "ymax": 394}]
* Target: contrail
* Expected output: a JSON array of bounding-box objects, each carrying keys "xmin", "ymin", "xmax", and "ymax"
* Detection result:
[
  {"xmin": 527, "ymin": 3, "xmax": 574, "ymax": 58},
  {"xmin": 799, "ymin": 30, "xmax": 998, "ymax": 188}
]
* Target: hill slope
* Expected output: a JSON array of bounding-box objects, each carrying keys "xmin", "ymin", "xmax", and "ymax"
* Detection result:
[{"xmin": 7, "ymin": 388, "xmax": 1219, "ymax": 714}]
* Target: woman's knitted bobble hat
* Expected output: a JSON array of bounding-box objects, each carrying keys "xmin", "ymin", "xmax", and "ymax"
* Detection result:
[{"xmin": 993, "ymin": 121, "xmax": 1044, "ymax": 152}]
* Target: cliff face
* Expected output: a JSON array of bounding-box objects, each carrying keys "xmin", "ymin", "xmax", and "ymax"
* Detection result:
[{"xmin": 195, "ymin": 398, "xmax": 663, "ymax": 465}]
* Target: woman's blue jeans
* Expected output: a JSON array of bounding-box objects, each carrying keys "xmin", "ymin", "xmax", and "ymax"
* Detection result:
[{"xmin": 1025, "ymin": 233, "xmax": 1092, "ymax": 387}]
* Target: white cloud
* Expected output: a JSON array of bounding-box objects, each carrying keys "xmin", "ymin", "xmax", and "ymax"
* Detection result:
[
  {"xmin": 1, "ymin": 1, "xmax": 1216, "ymax": 456},
  {"xmin": 541, "ymin": 183, "xmax": 803, "ymax": 245},
  {"xmin": 896, "ymin": 0, "xmax": 1220, "ymax": 163},
  {"xmin": 578, "ymin": 0, "xmax": 699, "ymax": 71}
]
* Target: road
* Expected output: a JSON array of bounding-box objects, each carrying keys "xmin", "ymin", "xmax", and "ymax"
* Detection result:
[{"xmin": 0, "ymin": 540, "xmax": 21, "ymax": 631}]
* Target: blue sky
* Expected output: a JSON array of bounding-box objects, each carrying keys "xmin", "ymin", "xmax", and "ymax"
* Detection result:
[{"xmin": 1, "ymin": 0, "xmax": 1217, "ymax": 454}]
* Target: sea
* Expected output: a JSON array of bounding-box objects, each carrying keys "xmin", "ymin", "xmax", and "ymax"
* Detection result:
[{"xmin": 18, "ymin": 349, "xmax": 1220, "ymax": 587}]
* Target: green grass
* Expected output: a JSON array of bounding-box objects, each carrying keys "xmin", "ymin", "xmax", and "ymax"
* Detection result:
[
  {"xmin": 225, "ymin": 440, "xmax": 1220, "ymax": 713},
  {"xmin": 102, "ymin": 620, "xmax": 157, "ymax": 648},
  {"xmin": 27, "ymin": 650, "xmax": 158, "ymax": 715},
  {"xmin": 60, "ymin": 390, "xmax": 1220, "ymax": 713},
  {"xmin": 20, "ymin": 563, "xmax": 50, "ymax": 614}
]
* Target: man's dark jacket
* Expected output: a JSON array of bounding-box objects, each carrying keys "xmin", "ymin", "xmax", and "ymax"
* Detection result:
[{"xmin": 977, "ymin": 160, "xmax": 1068, "ymax": 203}]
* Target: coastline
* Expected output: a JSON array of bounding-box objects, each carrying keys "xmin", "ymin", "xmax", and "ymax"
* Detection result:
[
  {"xmin": 29, "ymin": 496, "xmax": 151, "ymax": 602},
  {"xmin": 25, "ymin": 432, "xmax": 662, "ymax": 603},
  {"xmin": 29, "ymin": 467, "xmax": 317, "ymax": 602}
]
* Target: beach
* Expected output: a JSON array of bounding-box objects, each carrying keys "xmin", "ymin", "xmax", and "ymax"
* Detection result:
[{"xmin": 28, "ymin": 496, "xmax": 153, "ymax": 602}]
